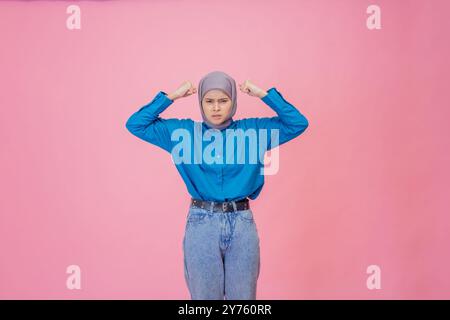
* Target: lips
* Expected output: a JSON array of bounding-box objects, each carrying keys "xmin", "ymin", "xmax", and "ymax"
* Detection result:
[{"xmin": 211, "ymin": 115, "xmax": 222, "ymax": 118}]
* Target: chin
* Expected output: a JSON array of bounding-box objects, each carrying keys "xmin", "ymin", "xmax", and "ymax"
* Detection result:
[{"xmin": 210, "ymin": 119, "xmax": 224, "ymax": 125}]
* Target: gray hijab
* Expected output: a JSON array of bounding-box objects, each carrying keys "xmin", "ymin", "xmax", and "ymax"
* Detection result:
[{"xmin": 198, "ymin": 71, "xmax": 237, "ymax": 130}]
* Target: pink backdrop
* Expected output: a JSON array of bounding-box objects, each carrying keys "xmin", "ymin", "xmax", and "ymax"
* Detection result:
[{"xmin": 1, "ymin": 0, "xmax": 449, "ymax": 299}]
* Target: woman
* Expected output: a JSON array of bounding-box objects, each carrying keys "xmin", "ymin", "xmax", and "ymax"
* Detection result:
[{"xmin": 125, "ymin": 71, "xmax": 309, "ymax": 300}]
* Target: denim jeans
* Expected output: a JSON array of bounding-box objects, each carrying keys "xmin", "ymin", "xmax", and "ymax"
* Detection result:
[{"xmin": 182, "ymin": 203, "xmax": 261, "ymax": 300}]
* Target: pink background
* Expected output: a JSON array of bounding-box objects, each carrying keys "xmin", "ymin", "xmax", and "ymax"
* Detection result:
[{"xmin": 1, "ymin": 0, "xmax": 449, "ymax": 299}]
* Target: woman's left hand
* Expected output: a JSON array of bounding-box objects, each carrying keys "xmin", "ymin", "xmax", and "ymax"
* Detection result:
[{"xmin": 239, "ymin": 80, "xmax": 268, "ymax": 98}]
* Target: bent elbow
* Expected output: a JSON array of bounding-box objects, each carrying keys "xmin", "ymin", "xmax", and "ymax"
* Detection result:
[
  {"xmin": 293, "ymin": 116, "xmax": 309, "ymax": 137},
  {"xmin": 125, "ymin": 118, "xmax": 134, "ymax": 134},
  {"xmin": 125, "ymin": 117, "xmax": 140, "ymax": 136}
]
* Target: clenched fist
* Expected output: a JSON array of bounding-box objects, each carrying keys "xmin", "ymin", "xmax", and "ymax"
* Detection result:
[
  {"xmin": 167, "ymin": 81, "xmax": 197, "ymax": 101},
  {"xmin": 239, "ymin": 80, "xmax": 268, "ymax": 98}
]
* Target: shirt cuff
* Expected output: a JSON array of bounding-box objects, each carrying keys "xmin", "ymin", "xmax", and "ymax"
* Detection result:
[
  {"xmin": 139, "ymin": 90, "xmax": 174, "ymax": 113},
  {"xmin": 261, "ymin": 87, "xmax": 282, "ymax": 104},
  {"xmin": 159, "ymin": 90, "xmax": 174, "ymax": 103}
]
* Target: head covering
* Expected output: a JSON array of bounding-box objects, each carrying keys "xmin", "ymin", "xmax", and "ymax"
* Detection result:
[{"xmin": 198, "ymin": 71, "xmax": 237, "ymax": 130}]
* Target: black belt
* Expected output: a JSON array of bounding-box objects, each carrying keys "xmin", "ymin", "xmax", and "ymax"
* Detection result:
[{"xmin": 191, "ymin": 198, "xmax": 250, "ymax": 213}]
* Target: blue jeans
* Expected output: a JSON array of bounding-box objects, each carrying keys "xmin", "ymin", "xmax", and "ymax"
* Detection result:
[{"xmin": 182, "ymin": 204, "xmax": 261, "ymax": 300}]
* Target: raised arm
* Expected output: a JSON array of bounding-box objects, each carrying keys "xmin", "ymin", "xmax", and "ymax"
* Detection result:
[
  {"xmin": 257, "ymin": 87, "xmax": 309, "ymax": 149},
  {"xmin": 125, "ymin": 91, "xmax": 180, "ymax": 152},
  {"xmin": 238, "ymin": 80, "xmax": 309, "ymax": 150},
  {"xmin": 125, "ymin": 81, "xmax": 197, "ymax": 153}
]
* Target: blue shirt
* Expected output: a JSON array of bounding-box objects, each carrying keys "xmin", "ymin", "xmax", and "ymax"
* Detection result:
[{"xmin": 125, "ymin": 87, "xmax": 309, "ymax": 201}]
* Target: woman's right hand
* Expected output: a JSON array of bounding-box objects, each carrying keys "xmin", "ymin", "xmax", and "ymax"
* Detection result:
[{"xmin": 167, "ymin": 81, "xmax": 197, "ymax": 101}]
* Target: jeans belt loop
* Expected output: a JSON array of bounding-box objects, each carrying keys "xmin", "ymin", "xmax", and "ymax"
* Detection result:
[{"xmin": 231, "ymin": 201, "xmax": 237, "ymax": 212}]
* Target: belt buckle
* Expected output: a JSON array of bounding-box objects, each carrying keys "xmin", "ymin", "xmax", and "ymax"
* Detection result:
[{"xmin": 222, "ymin": 202, "xmax": 227, "ymax": 211}]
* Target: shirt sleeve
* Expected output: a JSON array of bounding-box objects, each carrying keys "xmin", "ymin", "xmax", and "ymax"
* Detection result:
[
  {"xmin": 125, "ymin": 91, "xmax": 186, "ymax": 153},
  {"xmin": 254, "ymin": 87, "xmax": 309, "ymax": 150}
]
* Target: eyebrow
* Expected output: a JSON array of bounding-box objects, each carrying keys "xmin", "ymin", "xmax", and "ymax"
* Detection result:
[{"xmin": 205, "ymin": 97, "xmax": 229, "ymax": 100}]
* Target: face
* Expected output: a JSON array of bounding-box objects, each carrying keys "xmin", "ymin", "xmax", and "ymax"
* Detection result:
[{"xmin": 202, "ymin": 89, "xmax": 233, "ymax": 126}]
